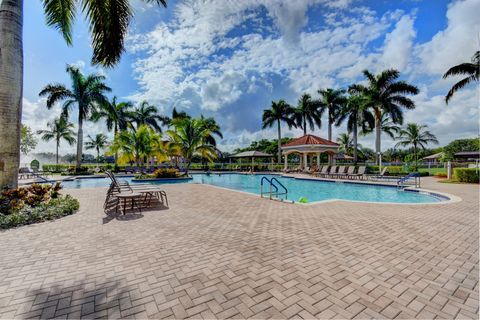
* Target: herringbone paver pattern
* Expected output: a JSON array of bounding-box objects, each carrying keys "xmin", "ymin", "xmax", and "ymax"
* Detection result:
[{"xmin": 0, "ymin": 177, "xmax": 478, "ymax": 319}]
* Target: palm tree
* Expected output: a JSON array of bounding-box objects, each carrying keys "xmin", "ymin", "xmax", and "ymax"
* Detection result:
[
  {"xmin": 318, "ymin": 88, "xmax": 347, "ymax": 141},
  {"xmin": 37, "ymin": 116, "xmax": 76, "ymax": 164},
  {"xmin": 131, "ymin": 101, "xmax": 169, "ymax": 132},
  {"xmin": 395, "ymin": 123, "xmax": 438, "ymax": 170},
  {"xmin": 356, "ymin": 69, "xmax": 419, "ymax": 164},
  {"xmin": 110, "ymin": 125, "xmax": 165, "ymax": 166},
  {"xmin": 167, "ymin": 118, "xmax": 218, "ymax": 175},
  {"xmin": 361, "ymin": 112, "xmax": 401, "ymax": 140},
  {"xmin": 0, "ymin": 0, "xmax": 167, "ymax": 188},
  {"xmin": 39, "ymin": 65, "xmax": 110, "ymax": 169},
  {"xmin": 85, "ymin": 133, "xmax": 109, "ymax": 163},
  {"xmin": 337, "ymin": 133, "xmax": 353, "ymax": 155},
  {"xmin": 335, "ymin": 90, "xmax": 374, "ymax": 164},
  {"xmin": 294, "ymin": 93, "xmax": 323, "ymax": 135},
  {"xmin": 91, "ymin": 96, "xmax": 133, "ymax": 167},
  {"xmin": 262, "ymin": 100, "xmax": 297, "ymax": 163},
  {"xmin": 443, "ymin": 51, "xmax": 479, "ymax": 104},
  {"xmin": 199, "ymin": 115, "xmax": 223, "ymax": 146},
  {"xmin": 92, "ymin": 96, "xmax": 133, "ymax": 135}
]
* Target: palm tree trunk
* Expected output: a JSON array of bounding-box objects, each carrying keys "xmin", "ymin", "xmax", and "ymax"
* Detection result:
[
  {"xmin": 0, "ymin": 0, "xmax": 23, "ymax": 188},
  {"xmin": 97, "ymin": 147, "xmax": 100, "ymax": 163},
  {"xmin": 303, "ymin": 115, "xmax": 306, "ymax": 135},
  {"xmin": 375, "ymin": 116, "xmax": 381, "ymax": 165},
  {"xmin": 328, "ymin": 121, "xmax": 332, "ymax": 141},
  {"xmin": 56, "ymin": 140, "xmax": 59, "ymax": 164},
  {"xmin": 353, "ymin": 121, "xmax": 358, "ymax": 165},
  {"xmin": 413, "ymin": 144, "xmax": 417, "ymax": 171},
  {"xmin": 76, "ymin": 116, "xmax": 83, "ymax": 169},
  {"xmin": 277, "ymin": 120, "xmax": 282, "ymax": 164}
]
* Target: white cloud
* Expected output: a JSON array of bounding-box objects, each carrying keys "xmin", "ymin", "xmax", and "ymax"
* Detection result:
[
  {"xmin": 380, "ymin": 14, "xmax": 416, "ymax": 71},
  {"xmin": 415, "ymin": 0, "xmax": 480, "ymax": 76}
]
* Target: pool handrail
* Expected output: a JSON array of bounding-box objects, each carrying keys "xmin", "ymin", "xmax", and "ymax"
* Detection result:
[{"xmin": 270, "ymin": 177, "xmax": 288, "ymax": 199}]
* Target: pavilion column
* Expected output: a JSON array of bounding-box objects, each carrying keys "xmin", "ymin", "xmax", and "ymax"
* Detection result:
[
  {"xmin": 303, "ymin": 153, "xmax": 308, "ymax": 170},
  {"xmin": 328, "ymin": 153, "xmax": 333, "ymax": 165},
  {"xmin": 284, "ymin": 153, "xmax": 288, "ymax": 170},
  {"xmin": 317, "ymin": 153, "xmax": 320, "ymax": 166}
]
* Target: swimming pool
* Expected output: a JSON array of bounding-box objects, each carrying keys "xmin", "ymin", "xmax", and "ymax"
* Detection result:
[{"xmin": 60, "ymin": 173, "xmax": 446, "ymax": 204}]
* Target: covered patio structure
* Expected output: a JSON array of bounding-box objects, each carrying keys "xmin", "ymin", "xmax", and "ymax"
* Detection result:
[
  {"xmin": 229, "ymin": 150, "xmax": 273, "ymax": 171},
  {"xmin": 281, "ymin": 134, "xmax": 340, "ymax": 170}
]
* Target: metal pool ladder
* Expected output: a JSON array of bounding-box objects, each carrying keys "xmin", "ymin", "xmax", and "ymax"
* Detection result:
[
  {"xmin": 260, "ymin": 176, "xmax": 288, "ymax": 200},
  {"xmin": 397, "ymin": 172, "xmax": 421, "ymax": 188}
]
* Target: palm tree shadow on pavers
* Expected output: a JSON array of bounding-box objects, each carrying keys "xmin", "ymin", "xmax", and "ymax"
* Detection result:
[{"xmin": 21, "ymin": 280, "xmax": 133, "ymax": 318}]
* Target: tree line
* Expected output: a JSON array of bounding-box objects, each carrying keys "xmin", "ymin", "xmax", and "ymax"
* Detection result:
[
  {"xmin": 262, "ymin": 67, "xmax": 464, "ymax": 168},
  {"xmin": 37, "ymin": 65, "xmax": 222, "ymax": 175}
]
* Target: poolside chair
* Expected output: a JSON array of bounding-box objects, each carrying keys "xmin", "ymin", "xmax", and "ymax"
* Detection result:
[
  {"xmin": 316, "ymin": 165, "xmax": 330, "ymax": 178},
  {"xmin": 349, "ymin": 166, "xmax": 366, "ymax": 180},
  {"xmin": 326, "ymin": 166, "xmax": 338, "ymax": 178},
  {"xmin": 106, "ymin": 171, "xmax": 168, "ymax": 207},
  {"xmin": 342, "ymin": 166, "xmax": 356, "ymax": 179},
  {"xmin": 329, "ymin": 166, "xmax": 346, "ymax": 179}
]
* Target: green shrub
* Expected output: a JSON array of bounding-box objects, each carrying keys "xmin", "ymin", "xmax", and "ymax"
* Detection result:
[
  {"xmin": 135, "ymin": 168, "xmax": 179, "ymax": 179},
  {"xmin": 153, "ymin": 168, "xmax": 178, "ymax": 178},
  {"xmin": 453, "ymin": 168, "xmax": 480, "ymax": 183},
  {"xmin": 435, "ymin": 172, "xmax": 447, "ymax": 178}
]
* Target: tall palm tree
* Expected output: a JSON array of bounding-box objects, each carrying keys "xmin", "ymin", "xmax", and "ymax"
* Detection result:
[
  {"xmin": 92, "ymin": 96, "xmax": 133, "ymax": 135},
  {"xmin": 110, "ymin": 125, "xmax": 165, "ymax": 166},
  {"xmin": 167, "ymin": 118, "xmax": 218, "ymax": 175},
  {"xmin": 91, "ymin": 96, "xmax": 133, "ymax": 167},
  {"xmin": 199, "ymin": 115, "xmax": 223, "ymax": 146},
  {"xmin": 318, "ymin": 88, "xmax": 347, "ymax": 141},
  {"xmin": 356, "ymin": 69, "xmax": 419, "ymax": 164},
  {"xmin": 131, "ymin": 101, "xmax": 169, "ymax": 132},
  {"xmin": 37, "ymin": 116, "xmax": 76, "ymax": 164},
  {"xmin": 294, "ymin": 93, "xmax": 323, "ymax": 135},
  {"xmin": 262, "ymin": 100, "xmax": 297, "ymax": 163},
  {"xmin": 39, "ymin": 65, "xmax": 110, "ymax": 169},
  {"xmin": 85, "ymin": 133, "xmax": 109, "ymax": 163},
  {"xmin": 335, "ymin": 90, "xmax": 374, "ymax": 164},
  {"xmin": 395, "ymin": 123, "xmax": 439, "ymax": 170},
  {"xmin": 0, "ymin": 0, "xmax": 167, "ymax": 188},
  {"xmin": 443, "ymin": 51, "xmax": 479, "ymax": 104}
]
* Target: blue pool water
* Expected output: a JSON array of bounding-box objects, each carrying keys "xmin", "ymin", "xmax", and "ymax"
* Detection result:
[{"xmin": 60, "ymin": 173, "xmax": 444, "ymax": 204}]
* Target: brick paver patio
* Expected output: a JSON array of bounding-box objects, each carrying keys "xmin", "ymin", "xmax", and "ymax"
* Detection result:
[{"xmin": 0, "ymin": 177, "xmax": 478, "ymax": 319}]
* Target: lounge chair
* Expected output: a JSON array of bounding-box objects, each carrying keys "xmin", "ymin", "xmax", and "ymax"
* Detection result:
[
  {"xmin": 106, "ymin": 171, "xmax": 168, "ymax": 207},
  {"xmin": 316, "ymin": 165, "xmax": 330, "ymax": 178},
  {"xmin": 342, "ymin": 166, "xmax": 356, "ymax": 179},
  {"xmin": 329, "ymin": 166, "xmax": 346, "ymax": 179},
  {"xmin": 349, "ymin": 166, "xmax": 366, "ymax": 180},
  {"xmin": 325, "ymin": 166, "xmax": 338, "ymax": 178}
]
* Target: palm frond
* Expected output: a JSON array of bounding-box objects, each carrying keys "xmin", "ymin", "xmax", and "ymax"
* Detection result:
[
  {"xmin": 445, "ymin": 75, "xmax": 477, "ymax": 103},
  {"xmin": 42, "ymin": 0, "xmax": 76, "ymax": 44}
]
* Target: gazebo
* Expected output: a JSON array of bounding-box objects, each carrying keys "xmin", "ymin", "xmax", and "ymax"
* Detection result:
[
  {"xmin": 281, "ymin": 134, "xmax": 340, "ymax": 170},
  {"xmin": 229, "ymin": 150, "xmax": 273, "ymax": 171}
]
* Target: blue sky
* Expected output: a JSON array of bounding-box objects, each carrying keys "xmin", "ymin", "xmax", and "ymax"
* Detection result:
[{"xmin": 22, "ymin": 0, "xmax": 479, "ymax": 158}]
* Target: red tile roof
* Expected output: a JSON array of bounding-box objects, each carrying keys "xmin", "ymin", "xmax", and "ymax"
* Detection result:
[{"xmin": 282, "ymin": 134, "xmax": 339, "ymax": 147}]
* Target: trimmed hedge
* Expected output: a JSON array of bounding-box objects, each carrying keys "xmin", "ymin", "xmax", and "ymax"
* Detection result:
[{"xmin": 453, "ymin": 168, "xmax": 480, "ymax": 183}]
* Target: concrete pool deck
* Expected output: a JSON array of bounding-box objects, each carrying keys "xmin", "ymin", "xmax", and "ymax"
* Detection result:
[{"xmin": 0, "ymin": 177, "xmax": 478, "ymax": 319}]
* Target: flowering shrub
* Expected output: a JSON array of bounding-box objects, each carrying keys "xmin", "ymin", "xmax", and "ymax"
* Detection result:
[{"xmin": 0, "ymin": 183, "xmax": 79, "ymax": 229}]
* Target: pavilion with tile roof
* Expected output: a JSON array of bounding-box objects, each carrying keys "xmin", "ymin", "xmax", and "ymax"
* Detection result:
[{"xmin": 281, "ymin": 134, "xmax": 340, "ymax": 170}]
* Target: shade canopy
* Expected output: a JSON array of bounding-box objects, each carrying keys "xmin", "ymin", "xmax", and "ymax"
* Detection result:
[{"xmin": 230, "ymin": 151, "xmax": 273, "ymax": 158}]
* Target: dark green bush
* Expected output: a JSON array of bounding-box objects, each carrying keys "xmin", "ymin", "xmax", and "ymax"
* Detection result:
[{"xmin": 453, "ymin": 168, "xmax": 480, "ymax": 183}]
